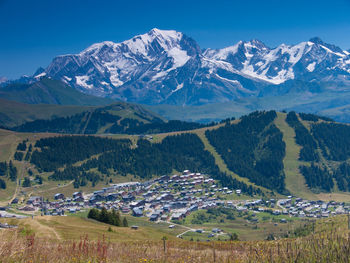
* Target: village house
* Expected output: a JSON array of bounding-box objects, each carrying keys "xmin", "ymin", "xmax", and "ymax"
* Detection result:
[
  {"xmin": 54, "ymin": 193, "xmax": 65, "ymax": 200},
  {"xmin": 132, "ymin": 207, "xmax": 143, "ymax": 217}
]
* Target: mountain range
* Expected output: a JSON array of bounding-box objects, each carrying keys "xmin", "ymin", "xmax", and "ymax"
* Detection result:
[{"xmin": 3, "ymin": 28, "xmax": 350, "ymax": 121}]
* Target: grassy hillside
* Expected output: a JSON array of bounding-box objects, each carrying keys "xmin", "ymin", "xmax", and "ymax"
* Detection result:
[
  {"xmin": 13, "ymin": 102, "xmax": 165, "ymax": 134},
  {"xmin": 0, "ymin": 98, "xmax": 164, "ymax": 129},
  {"xmin": 0, "ymin": 214, "xmax": 183, "ymax": 242},
  {"xmin": 0, "ymin": 98, "xmax": 95, "ymax": 127},
  {"xmin": 0, "ymin": 78, "xmax": 114, "ymax": 106},
  {"xmin": 0, "ymin": 214, "xmax": 349, "ymax": 262},
  {"xmin": 274, "ymin": 113, "xmax": 316, "ymax": 199}
]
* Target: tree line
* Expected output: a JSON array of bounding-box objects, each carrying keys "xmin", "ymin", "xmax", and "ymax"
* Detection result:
[
  {"xmin": 334, "ymin": 163, "xmax": 350, "ymax": 192},
  {"xmin": 298, "ymin": 113, "xmax": 333, "ymax": 122},
  {"xmin": 31, "ymin": 136, "xmax": 131, "ymax": 172},
  {"xmin": 312, "ymin": 122, "xmax": 350, "ymax": 161},
  {"xmin": 299, "ymin": 164, "xmax": 334, "ymax": 192},
  {"xmin": 13, "ymin": 109, "xmax": 211, "ymax": 135},
  {"xmin": 88, "ymin": 207, "xmax": 128, "ymax": 227}
]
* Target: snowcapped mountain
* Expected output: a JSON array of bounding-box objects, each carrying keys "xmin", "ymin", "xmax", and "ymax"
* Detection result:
[
  {"xmin": 0, "ymin": 77, "xmax": 7, "ymax": 84},
  {"xmin": 204, "ymin": 37, "xmax": 350, "ymax": 84},
  {"xmin": 32, "ymin": 29, "xmax": 350, "ymax": 105}
]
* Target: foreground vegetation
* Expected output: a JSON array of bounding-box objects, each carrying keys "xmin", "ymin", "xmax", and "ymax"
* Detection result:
[{"xmin": 0, "ymin": 215, "xmax": 349, "ymax": 262}]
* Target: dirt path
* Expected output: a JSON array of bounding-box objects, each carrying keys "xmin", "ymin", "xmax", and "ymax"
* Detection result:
[
  {"xmin": 36, "ymin": 180, "xmax": 74, "ymax": 194},
  {"xmin": 9, "ymin": 158, "xmax": 27, "ymax": 203},
  {"xmin": 30, "ymin": 217, "xmax": 61, "ymax": 240}
]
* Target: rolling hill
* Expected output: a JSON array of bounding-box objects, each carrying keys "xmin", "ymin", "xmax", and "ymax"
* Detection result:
[
  {"xmin": 0, "ymin": 77, "xmax": 114, "ymax": 106},
  {"xmin": 1, "ymin": 110, "xmax": 350, "ymax": 204},
  {"xmin": 0, "ymin": 98, "xmax": 95, "ymax": 128},
  {"xmin": 0, "ymin": 98, "xmax": 165, "ymax": 129}
]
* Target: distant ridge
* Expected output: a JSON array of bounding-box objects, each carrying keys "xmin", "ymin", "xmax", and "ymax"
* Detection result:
[{"xmin": 0, "ymin": 77, "xmax": 114, "ymax": 106}]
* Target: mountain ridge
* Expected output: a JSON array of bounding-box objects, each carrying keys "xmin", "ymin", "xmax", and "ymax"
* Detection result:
[
  {"xmin": 0, "ymin": 77, "xmax": 114, "ymax": 106},
  {"xmin": 9, "ymin": 29, "xmax": 348, "ymax": 107}
]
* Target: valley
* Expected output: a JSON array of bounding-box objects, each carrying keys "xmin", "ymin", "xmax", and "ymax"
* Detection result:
[
  {"xmin": 2, "ymin": 2, "xmax": 350, "ymax": 262},
  {"xmin": 1, "ymin": 109, "xmax": 350, "ymax": 263}
]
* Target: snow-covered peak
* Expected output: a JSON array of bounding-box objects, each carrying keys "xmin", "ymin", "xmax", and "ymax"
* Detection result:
[
  {"xmin": 243, "ymin": 39, "xmax": 269, "ymax": 50},
  {"xmin": 149, "ymin": 28, "xmax": 182, "ymax": 40},
  {"xmin": 203, "ymin": 41, "xmax": 242, "ymax": 60},
  {"xmin": 82, "ymin": 41, "xmax": 116, "ymax": 54},
  {"xmin": 309, "ymin": 37, "xmax": 345, "ymax": 55},
  {"xmin": 204, "ymin": 38, "xmax": 350, "ymax": 84},
  {"xmin": 80, "ymin": 28, "xmax": 184, "ymax": 58},
  {"xmin": 204, "ymin": 39, "xmax": 269, "ymax": 62}
]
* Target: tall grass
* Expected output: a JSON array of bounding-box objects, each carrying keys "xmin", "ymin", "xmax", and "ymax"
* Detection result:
[{"xmin": 1, "ymin": 217, "xmax": 349, "ymax": 262}]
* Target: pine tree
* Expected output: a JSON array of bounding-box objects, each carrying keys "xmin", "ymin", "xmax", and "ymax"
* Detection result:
[
  {"xmin": 115, "ymin": 211, "xmax": 122, "ymax": 226},
  {"xmin": 24, "ymin": 152, "xmax": 31, "ymax": 161},
  {"xmin": 9, "ymin": 161, "xmax": 17, "ymax": 181},
  {"xmin": 0, "ymin": 178, "xmax": 6, "ymax": 189},
  {"xmin": 123, "ymin": 217, "xmax": 128, "ymax": 227},
  {"xmin": 22, "ymin": 177, "xmax": 31, "ymax": 187},
  {"xmin": 99, "ymin": 207, "xmax": 109, "ymax": 223},
  {"xmin": 88, "ymin": 208, "xmax": 100, "ymax": 220}
]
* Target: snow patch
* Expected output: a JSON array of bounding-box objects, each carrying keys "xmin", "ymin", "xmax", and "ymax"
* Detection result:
[
  {"xmin": 204, "ymin": 42, "xmax": 241, "ymax": 60},
  {"xmin": 320, "ymin": 45, "xmax": 346, "ymax": 57},
  {"xmin": 152, "ymin": 71, "xmax": 167, "ymax": 80},
  {"xmin": 215, "ymin": 74, "xmax": 240, "ymax": 85},
  {"xmin": 110, "ymin": 75, "xmax": 124, "ymax": 87},
  {"xmin": 34, "ymin": 72, "xmax": 46, "ymax": 79},
  {"xmin": 168, "ymin": 47, "xmax": 190, "ymax": 68},
  {"xmin": 172, "ymin": 83, "xmax": 184, "ymax": 93},
  {"xmin": 76, "ymin": 75, "xmax": 93, "ymax": 89},
  {"xmin": 64, "ymin": 76, "xmax": 72, "ymax": 81},
  {"xmin": 307, "ymin": 62, "xmax": 316, "ymax": 72}
]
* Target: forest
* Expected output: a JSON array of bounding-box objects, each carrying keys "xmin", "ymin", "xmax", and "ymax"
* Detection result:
[
  {"xmin": 299, "ymin": 164, "xmax": 334, "ymax": 192},
  {"xmin": 31, "ymin": 136, "xmax": 131, "ymax": 172},
  {"xmin": 334, "ymin": 163, "xmax": 350, "ymax": 191},
  {"xmin": 298, "ymin": 112, "xmax": 333, "ymax": 122},
  {"xmin": 29, "ymin": 134, "xmax": 261, "ymax": 196},
  {"xmin": 205, "ymin": 111, "xmax": 286, "ymax": 193},
  {"xmin": 13, "ymin": 109, "xmax": 208, "ymax": 135},
  {"xmin": 14, "ymin": 111, "xmax": 121, "ymax": 134},
  {"xmin": 312, "ymin": 122, "xmax": 350, "ymax": 161}
]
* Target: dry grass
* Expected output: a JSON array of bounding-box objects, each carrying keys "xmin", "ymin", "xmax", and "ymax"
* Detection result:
[
  {"xmin": 0, "ymin": 224, "xmax": 349, "ymax": 262},
  {"xmin": 0, "ymin": 215, "xmax": 349, "ymax": 262}
]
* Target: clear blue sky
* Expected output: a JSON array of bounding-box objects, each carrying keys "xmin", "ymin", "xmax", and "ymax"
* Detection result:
[{"xmin": 1, "ymin": 0, "xmax": 350, "ymax": 79}]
